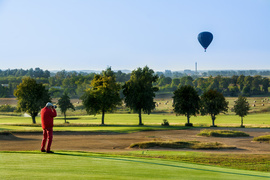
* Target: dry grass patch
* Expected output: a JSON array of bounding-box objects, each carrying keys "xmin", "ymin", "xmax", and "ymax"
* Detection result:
[
  {"xmin": 129, "ymin": 140, "xmax": 236, "ymax": 150},
  {"xmin": 198, "ymin": 129, "xmax": 250, "ymax": 137}
]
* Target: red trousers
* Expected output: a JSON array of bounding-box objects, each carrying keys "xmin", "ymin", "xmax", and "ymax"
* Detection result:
[{"xmin": 41, "ymin": 128, "xmax": 53, "ymax": 151}]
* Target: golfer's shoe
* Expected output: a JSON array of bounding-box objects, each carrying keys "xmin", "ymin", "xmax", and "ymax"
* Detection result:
[
  {"xmin": 41, "ymin": 150, "xmax": 46, "ymax": 152},
  {"xmin": 46, "ymin": 151, "xmax": 54, "ymax": 153}
]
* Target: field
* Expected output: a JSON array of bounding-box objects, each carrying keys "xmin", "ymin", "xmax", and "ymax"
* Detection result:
[
  {"xmin": 0, "ymin": 97, "xmax": 270, "ymax": 179},
  {"xmin": 2, "ymin": 96, "xmax": 270, "ymax": 115}
]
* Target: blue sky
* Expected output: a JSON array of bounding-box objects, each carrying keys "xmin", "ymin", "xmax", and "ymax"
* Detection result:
[{"xmin": 0, "ymin": 0, "xmax": 269, "ymax": 72}]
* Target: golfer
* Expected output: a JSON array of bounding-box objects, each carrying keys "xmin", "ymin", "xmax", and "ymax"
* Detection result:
[{"xmin": 41, "ymin": 102, "xmax": 57, "ymax": 153}]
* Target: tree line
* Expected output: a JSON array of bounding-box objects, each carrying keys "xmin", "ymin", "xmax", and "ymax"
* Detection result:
[
  {"xmin": 0, "ymin": 67, "xmax": 270, "ymax": 98},
  {"xmin": 157, "ymin": 75, "xmax": 269, "ymax": 97},
  {"xmin": 158, "ymin": 69, "xmax": 270, "ymax": 78},
  {"xmin": 14, "ymin": 66, "xmax": 250, "ymax": 127}
]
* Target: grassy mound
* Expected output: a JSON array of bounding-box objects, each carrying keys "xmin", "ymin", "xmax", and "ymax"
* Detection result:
[
  {"xmin": 253, "ymin": 135, "xmax": 270, "ymax": 143},
  {"xmin": 129, "ymin": 140, "xmax": 236, "ymax": 150},
  {"xmin": 198, "ymin": 129, "xmax": 250, "ymax": 137}
]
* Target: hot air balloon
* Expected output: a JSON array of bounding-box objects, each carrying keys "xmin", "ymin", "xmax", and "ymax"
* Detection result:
[{"xmin": 198, "ymin": 31, "xmax": 213, "ymax": 52}]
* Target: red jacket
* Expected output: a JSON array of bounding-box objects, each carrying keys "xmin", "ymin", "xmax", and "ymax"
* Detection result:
[{"xmin": 41, "ymin": 107, "xmax": 57, "ymax": 129}]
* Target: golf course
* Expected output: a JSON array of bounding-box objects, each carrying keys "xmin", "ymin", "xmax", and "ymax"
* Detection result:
[
  {"xmin": 1, "ymin": 0, "xmax": 270, "ymax": 179},
  {"xmin": 1, "ymin": 151, "xmax": 269, "ymax": 180},
  {"xmin": 1, "ymin": 105, "xmax": 269, "ymax": 179}
]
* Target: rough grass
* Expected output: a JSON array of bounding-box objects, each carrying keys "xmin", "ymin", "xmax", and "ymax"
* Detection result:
[
  {"xmin": 129, "ymin": 140, "xmax": 236, "ymax": 150},
  {"xmin": 198, "ymin": 129, "xmax": 250, "ymax": 137},
  {"xmin": 253, "ymin": 135, "xmax": 270, "ymax": 143},
  {"xmin": 113, "ymin": 151, "xmax": 270, "ymax": 172}
]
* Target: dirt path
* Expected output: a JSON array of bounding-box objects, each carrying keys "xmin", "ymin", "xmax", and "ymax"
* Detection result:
[{"xmin": 0, "ymin": 128, "xmax": 269, "ymax": 154}]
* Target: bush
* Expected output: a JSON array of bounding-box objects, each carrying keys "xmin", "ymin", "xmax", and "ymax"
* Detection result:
[
  {"xmin": 161, "ymin": 119, "xmax": 169, "ymax": 126},
  {"xmin": 198, "ymin": 129, "xmax": 250, "ymax": 137},
  {"xmin": 253, "ymin": 135, "xmax": 270, "ymax": 143},
  {"xmin": 75, "ymin": 105, "xmax": 85, "ymax": 110},
  {"xmin": 0, "ymin": 104, "xmax": 17, "ymax": 112},
  {"xmin": 185, "ymin": 123, "xmax": 193, "ymax": 127}
]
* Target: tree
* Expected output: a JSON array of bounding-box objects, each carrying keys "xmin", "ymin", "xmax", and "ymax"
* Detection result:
[
  {"xmin": 208, "ymin": 78, "xmax": 220, "ymax": 92},
  {"xmin": 81, "ymin": 68, "xmax": 121, "ymax": 125},
  {"xmin": 14, "ymin": 77, "xmax": 51, "ymax": 124},
  {"xmin": 234, "ymin": 95, "xmax": 250, "ymax": 127},
  {"xmin": 172, "ymin": 85, "xmax": 200, "ymax": 126},
  {"xmin": 220, "ymin": 77, "xmax": 230, "ymax": 93},
  {"xmin": 193, "ymin": 77, "xmax": 208, "ymax": 94},
  {"xmin": 237, "ymin": 75, "xmax": 245, "ymax": 91},
  {"xmin": 242, "ymin": 85, "xmax": 251, "ymax": 97},
  {"xmin": 171, "ymin": 78, "xmax": 180, "ymax": 87},
  {"xmin": 58, "ymin": 93, "xmax": 75, "ymax": 123},
  {"xmin": 180, "ymin": 76, "xmax": 193, "ymax": 87},
  {"xmin": 244, "ymin": 76, "xmax": 253, "ymax": 87},
  {"xmin": 200, "ymin": 89, "xmax": 228, "ymax": 127},
  {"xmin": 251, "ymin": 76, "xmax": 261, "ymax": 95},
  {"xmin": 158, "ymin": 77, "xmax": 172, "ymax": 86},
  {"xmin": 229, "ymin": 85, "xmax": 240, "ymax": 97},
  {"xmin": 262, "ymin": 77, "xmax": 269, "ymax": 93},
  {"xmin": 184, "ymin": 76, "xmax": 193, "ymax": 86},
  {"xmin": 231, "ymin": 75, "xmax": 239, "ymax": 86},
  {"xmin": 123, "ymin": 66, "xmax": 159, "ymax": 125}
]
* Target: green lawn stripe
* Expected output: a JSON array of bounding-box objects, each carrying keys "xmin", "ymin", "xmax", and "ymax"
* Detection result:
[
  {"xmin": 56, "ymin": 152, "xmax": 270, "ymax": 179},
  {"xmin": 2, "ymin": 151, "xmax": 268, "ymax": 179}
]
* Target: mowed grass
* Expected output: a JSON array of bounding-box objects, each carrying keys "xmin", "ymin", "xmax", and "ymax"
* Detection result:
[
  {"xmin": 0, "ymin": 151, "xmax": 269, "ymax": 180},
  {"xmin": 0, "ymin": 113, "xmax": 270, "ymax": 133}
]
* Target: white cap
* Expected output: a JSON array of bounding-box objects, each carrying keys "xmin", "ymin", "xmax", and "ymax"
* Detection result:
[{"xmin": 46, "ymin": 102, "xmax": 53, "ymax": 107}]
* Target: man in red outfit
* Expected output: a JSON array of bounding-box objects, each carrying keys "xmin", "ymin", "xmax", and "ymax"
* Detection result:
[{"xmin": 41, "ymin": 102, "xmax": 57, "ymax": 153}]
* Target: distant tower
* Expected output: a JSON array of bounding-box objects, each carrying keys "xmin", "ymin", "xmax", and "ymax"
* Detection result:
[{"xmin": 195, "ymin": 62, "xmax": 197, "ymax": 75}]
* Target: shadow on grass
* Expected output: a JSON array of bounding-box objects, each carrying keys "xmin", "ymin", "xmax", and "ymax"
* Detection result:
[
  {"xmin": 5, "ymin": 123, "xmax": 191, "ymax": 129},
  {"xmin": 0, "ymin": 124, "xmax": 192, "ymax": 134},
  {"xmin": 55, "ymin": 117, "xmax": 81, "ymax": 120},
  {"xmin": 54, "ymin": 117, "xmax": 98, "ymax": 120}
]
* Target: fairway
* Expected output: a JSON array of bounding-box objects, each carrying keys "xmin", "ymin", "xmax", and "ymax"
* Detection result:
[{"xmin": 0, "ymin": 151, "xmax": 269, "ymax": 180}]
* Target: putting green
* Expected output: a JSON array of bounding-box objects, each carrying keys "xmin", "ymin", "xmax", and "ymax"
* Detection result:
[{"xmin": 0, "ymin": 151, "xmax": 269, "ymax": 180}]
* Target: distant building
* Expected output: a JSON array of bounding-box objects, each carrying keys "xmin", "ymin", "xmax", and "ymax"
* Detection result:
[
  {"xmin": 184, "ymin": 69, "xmax": 193, "ymax": 75},
  {"xmin": 1, "ymin": 84, "xmax": 9, "ymax": 87}
]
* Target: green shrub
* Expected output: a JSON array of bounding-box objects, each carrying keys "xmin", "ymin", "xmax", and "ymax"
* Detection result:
[
  {"xmin": 198, "ymin": 129, "xmax": 250, "ymax": 137},
  {"xmin": 0, "ymin": 104, "xmax": 17, "ymax": 112},
  {"xmin": 75, "ymin": 105, "xmax": 85, "ymax": 110},
  {"xmin": 253, "ymin": 135, "xmax": 270, "ymax": 143},
  {"xmin": 161, "ymin": 119, "xmax": 169, "ymax": 126},
  {"xmin": 185, "ymin": 123, "xmax": 193, "ymax": 127}
]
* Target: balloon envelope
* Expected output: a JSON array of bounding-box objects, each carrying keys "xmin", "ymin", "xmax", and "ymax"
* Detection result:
[{"xmin": 198, "ymin": 31, "xmax": 213, "ymax": 52}]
